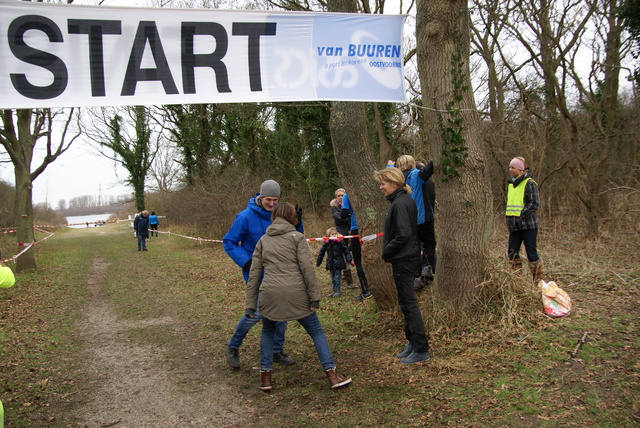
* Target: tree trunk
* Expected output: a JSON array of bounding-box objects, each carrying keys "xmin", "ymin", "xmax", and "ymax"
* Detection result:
[
  {"xmin": 329, "ymin": 102, "xmax": 397, "ymax": 310},
  {"xmin": 14, "ymin": 159, "xmax": 36, "ymax": 272},
  {"xmin": 416, "ymin": 0, "xmax": 493, "ymax": 310},
  {"xmin": 325, "ymin": 0, "xmax": 397, "ymax": 310}
]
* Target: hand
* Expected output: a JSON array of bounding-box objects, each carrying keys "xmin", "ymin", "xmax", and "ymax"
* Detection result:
[
  {"xmin": 243, "ymin": 259, "xmax": 252, "ymax": 272},
  {"xmin": 310, "ymin": 300, "xmax": 320, "ymax": 310},
  {"xmin": 245, "ymin": 309, "xmax": 257, "ymax": 318},
  {"xmin": 295, "ymin": 203, "xmax": 303, "ymax": 226},
  {"xmin": 387, "ymin": 160, "xmax": 395, "ymax": 166}
]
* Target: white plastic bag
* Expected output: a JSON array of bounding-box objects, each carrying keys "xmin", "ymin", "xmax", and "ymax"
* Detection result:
[{"xmin": 538, "ymin": 280, "xmax": 572, "ymax": 317}]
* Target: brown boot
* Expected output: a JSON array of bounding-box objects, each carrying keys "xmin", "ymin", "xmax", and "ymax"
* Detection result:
[
  {"xmin": 529, "ymin": 260, "xmax": 543, "ymax": 284},
  {"xmin": 260, "ymin": 370, "xmax": 272, "ymax": 391},
  {"xmin": 510, "ymin": 258, "xmax": 523, "ymax": 270},
  {"xmin": 325, "ymin": 367, "xmax": 352, "ymax": 389}
]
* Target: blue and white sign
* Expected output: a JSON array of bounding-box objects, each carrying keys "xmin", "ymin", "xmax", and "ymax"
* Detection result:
[{"xmin": 0, "ymin": 1, "xmax": 408, "ymax": 108}]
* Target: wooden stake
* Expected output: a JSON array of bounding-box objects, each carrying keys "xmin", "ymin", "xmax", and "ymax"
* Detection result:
[{"xmin": 569, "ymin": 331, "xmax": 589, "ymax": 359}]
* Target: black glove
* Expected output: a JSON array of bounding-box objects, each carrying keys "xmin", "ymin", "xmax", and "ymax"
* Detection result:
[
  {"xmin": 310, "ymin": 300, "xmax": 320, "ymax": 309},
  {"xmin": 243, "ymin": 259, "xmax": 252, "ymax": 272},
  {"xmin": 295, "ymin": 203, "xmax": 303, "ymax": 226},
  {"xmin": 245, "ymin": 308, "xmax": 257, "ymax": 318}
]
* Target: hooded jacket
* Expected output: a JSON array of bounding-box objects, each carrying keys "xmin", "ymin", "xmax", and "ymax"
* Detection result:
[
  {"xmin": 382, "ymin": 188, "xmax": 420, "ymax": 263},
  {"xmin": 223, "ymin": 195, "xmax": 304, "ymax": 282},
  {"xmin": 316, "ymin": 238, "xmax": 352, "ymax": 271},
  {"xmin": 245, "ymin": 217, "xmax": 322, "ymax": 322}
]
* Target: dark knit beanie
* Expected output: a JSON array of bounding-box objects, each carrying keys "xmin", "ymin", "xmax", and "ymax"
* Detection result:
[{"xmin": 259, "ymin": 180, "xmax": 281, "ymax": 198}]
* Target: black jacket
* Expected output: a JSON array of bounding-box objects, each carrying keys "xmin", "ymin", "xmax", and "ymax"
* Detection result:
[
  {"xmin": 331, "ymin": 199, "xmax": 350, "ymax": 235},
  {"xmin": 133, "ymin": 215, "xmax": 149, "ymax": 237},
  {"xmin": 382, "ymin": 188, "xmax": 420, "ymax": 263},
  {"xmin": 316, "ymin": 239, "xmax": 352, "ymax": 271}
]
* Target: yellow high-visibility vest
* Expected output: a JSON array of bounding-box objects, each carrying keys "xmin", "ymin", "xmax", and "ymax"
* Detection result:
[{"xmin": 506, "ymin": 178, "xmax": 535, "ymax": 217}]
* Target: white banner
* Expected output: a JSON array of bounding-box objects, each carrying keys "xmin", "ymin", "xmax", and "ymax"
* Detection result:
[{"xmin": 0, "ymin": 1, "xmax": 407, "ymax": 108}]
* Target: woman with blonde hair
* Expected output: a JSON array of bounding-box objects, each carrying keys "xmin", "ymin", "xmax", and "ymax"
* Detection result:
[{"xmin": 374, "ymin": 168, "xmax": 431, "ymax": 364}]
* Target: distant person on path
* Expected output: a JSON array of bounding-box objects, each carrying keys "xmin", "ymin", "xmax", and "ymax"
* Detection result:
[
  {"xmin": 330, "ymin": 189, "xmax": 355, "ymax": 289},
  {"xmin": 505, "ymin": 157, "xmax": 542, "ymax": 282},
  {"xmin": 222, "ymin": 180, "xmax": 300, "ymax": 370},
  {"xmin": 149, "ymin": 211, "xmax": 159, "ymax": 238},
  {"xmin": 340, "ymin": 192, "xmax": 372, "ymax": 300},
  {"xmin": 133, "ymin": 210, "xmax": 150, "ymax": 251},
  {"xmin": 246, "ymin": 203, "xmax": 352, "ymax": 391},
  {"xmin": 316, "ymin": 227, "xmax": 353, "ymax": 298},
  {"xmin": 375, "ymin": 167, "xmax": 431, "ymax": 364},
  {"xmin": 388, "ymin": 156, "xmax": 436, "ymax": 291}
]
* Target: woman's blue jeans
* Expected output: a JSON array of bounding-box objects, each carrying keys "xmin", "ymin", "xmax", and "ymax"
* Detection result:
[
  {"xmin": 260, "ymin": 312, "xmax": 334, "ymax": 371},
  {"xmin": 227, "ymin": 305, "xmax": 286, "ymax": 353}
]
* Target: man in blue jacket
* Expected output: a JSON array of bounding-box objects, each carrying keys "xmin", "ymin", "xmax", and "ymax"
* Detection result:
[{"xmin": 223, "ymin": 180, "xmax": 300, "ymax": 369}]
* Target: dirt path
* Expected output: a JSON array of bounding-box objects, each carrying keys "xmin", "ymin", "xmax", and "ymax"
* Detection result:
[{"xmin": 70, "ymin": 255, "xmax": 253, "ymax": 428}]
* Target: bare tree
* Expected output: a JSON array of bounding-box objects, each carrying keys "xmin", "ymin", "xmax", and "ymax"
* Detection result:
[
  {"xmin": 83, "ymin": 106, "xmax": 160, "ymax": 211},
  {"xmin": 0, "ymin": 108, "xmax": 80, "ymax": 271}
]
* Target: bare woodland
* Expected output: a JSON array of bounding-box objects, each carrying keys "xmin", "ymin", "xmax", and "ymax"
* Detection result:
[{"xmin": 1, "ymin": 0, "xmax": 638, "ymax": 313}]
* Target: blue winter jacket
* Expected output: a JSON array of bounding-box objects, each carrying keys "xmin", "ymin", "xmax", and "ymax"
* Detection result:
[
  {"xmin": 388, "ymin": 160, "xmax": 434, "ymax": 225},
  {"xmin": 223, "ymin": 195, "xmax": 304, "ymax": 282}
]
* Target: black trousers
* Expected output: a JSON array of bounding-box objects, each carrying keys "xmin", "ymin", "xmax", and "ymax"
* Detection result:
[
  {"xmin": 348, "ymin": 228, "xmax": 370, "ymax": 293},
  {"xmin": 508, "ymin": 228, "xmax": 539, "ymax": 262},
  {"xmin": 417, "ymin": 220, "xmax": 437, "ymax": 274},
  {"xmin": 392, "ymin": 258, "xmax": 429, "ymax": 353}
]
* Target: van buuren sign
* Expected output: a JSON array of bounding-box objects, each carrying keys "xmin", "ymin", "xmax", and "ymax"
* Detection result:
[{"xmin": 0, "ymin": 1, "xmax": 408, "ymax": 108}]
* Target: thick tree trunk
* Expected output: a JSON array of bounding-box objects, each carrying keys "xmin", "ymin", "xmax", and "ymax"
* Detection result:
[
  {"xmin": 14, "ymin": 165, "xmax": 36, "ymax": 272},
  {"xmin": 330, "ymin": 102, "xmax": 397, "ymax": 310},
  {"xmin": 326, "ymin": 0, "xmax": 397, "ymax": 310},
  {"xmin": 416, "ymin": 0, "xmax": 493, "ymax": 310}
]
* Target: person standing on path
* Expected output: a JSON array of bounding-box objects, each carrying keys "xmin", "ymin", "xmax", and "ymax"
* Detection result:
[
  {"xmin": 340, "ymin": 192, "xmax": 372, "ymax": 300},
  {"xmin": 245, "ymin": 203, "xmax": 351, "ymax": 391},
  {"xmin": 133, "ymin": 210, "xmax": 150, "ymax": 251},
  {"xmin": 222, "ymin": 180, "xmax": 300, "ymax": 370},
  {"xmin": 148, "ymin": 212, "xmax": 159, "ymax": 238},
  {"xmin": 374, "ymin": 167, "xmax": 431, "ymax": 364},
  {"xmin": 505, "ymin": 157, "xmax": 542, "ymax": 282}
]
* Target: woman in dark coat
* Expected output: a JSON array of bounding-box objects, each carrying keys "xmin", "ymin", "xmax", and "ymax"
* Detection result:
[{"xmin": 374, "ymin": 167, "xmax": 431, "ymax": 364}]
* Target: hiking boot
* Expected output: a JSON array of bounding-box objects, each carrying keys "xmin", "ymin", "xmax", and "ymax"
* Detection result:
[
  {"xmin": 396, "ymin": 343, "xmax": 413, "ymax": 359},
  {"xmin": 325, "ymin": 367, "xmax": 352, "ymax": 389},
  {"xmin": 225, "ymin": 346, "xmax": 240, "ymax": 369},
  {"xmin": 414, "ymin": 277, "xmax": 425, "ymax": 292},
  {"xmin": 355, "ymin": 291, "xmax": 373, "ymax": 301},
  {"xmin": 330, "ymin": 292, "xmax": 341, "ymax": 298},
  {"xmin": 273, "ymin": 352, "xmax": 295, "ymax": 366},
  {"xmin": 347, "ymin": 283, "xmax": 357, "ymax": 290},
  {"xmin": 260, "ymin": 370, "xmax": 272, "ymax": 391},
  {"xmin": 401, "ymin": 351, "xmax": 431, "ymax": 364},
  {"xmin": 328, "ymin": 292, "xmax": 335, "ymax": 298}
]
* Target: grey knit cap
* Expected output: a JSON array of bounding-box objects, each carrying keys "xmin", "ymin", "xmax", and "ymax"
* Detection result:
[{"xmin": 259, "ymin": 180, "xmax": 281, "ymax": 198}]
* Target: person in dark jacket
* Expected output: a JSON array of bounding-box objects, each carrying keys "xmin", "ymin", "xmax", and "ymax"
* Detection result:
[
  {"xmin": 389, "ymin": 156, "xmax": 436, "ymax": 290},
  {"xmin": 316, "ymin": 227, "xmax": 353, "ymax": 297},
  {"xmin": 374, "ymin": 167, "xmax": 430, "ymax": 364},
  {"xmin": 331, "ymin": 189, "xmax": 355, "ymax": 289},
  {"xmin": 133, "ymin": 210, "xmax": 150, "ymax": 251},
  {"xmin": 340, "ymin": 192, "xmax": 372, "ymax": 300},
  {"xmin": 506, "ymin": 156, "xmax": 542, "ymax": 282}
]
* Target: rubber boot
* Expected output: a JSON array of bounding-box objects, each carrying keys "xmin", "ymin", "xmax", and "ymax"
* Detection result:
[{"xmin": 529, "ymin": 260, "xmax": 543, "ymax": 284}]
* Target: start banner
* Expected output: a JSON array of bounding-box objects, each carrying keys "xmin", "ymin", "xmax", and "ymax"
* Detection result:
[{"xmin": 0, "ymin": 1, "xmax": 408, "ymax": 108}]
